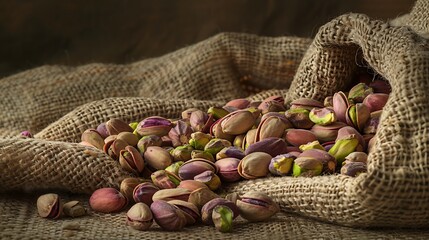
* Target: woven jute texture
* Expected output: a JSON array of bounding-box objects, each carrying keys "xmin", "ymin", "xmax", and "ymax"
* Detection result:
[{"xmin": 1, "ymin": 0, "xmax": 428, "ymax": 238}]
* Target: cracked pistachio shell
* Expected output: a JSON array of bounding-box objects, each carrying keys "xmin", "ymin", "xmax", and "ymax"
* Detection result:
[
  {"xmin": 208, "ymin": 106, "xmax": 229, "ymax": 119},
  {"xmin": 63, "ymin": 201, "xmax": 86, "ymax": 218},
  {"xmin": 143, "ymin": 146, "xmax": 173, "ymax": 170},
  {"xmin": 168, "ymin": 120, "xmax": 193, "ymax": 147},
  {"xmin": 255, "ymin": 114, "xmax": 292, "ymax": 142},
  {"xmin": 126, "ymin": 203, "xmax": 153, "ymax": 231},
  {"xmin": 237, "ymin": 191, "xmax": 280, "ymax": 222},
  {"xmin": 310, "ymin": 122, "xmax": 347, "ymax": 143},
  {"xmin": 292, "ymin": 157, "xmax": 323, "ymax": 177},
  {"xmin": 269, "ymin": 153, "xmax": 295, "ymax": 176},
  {"xmin": 216, "ymin": 146, "xmax": 245, "ymax": 160},
  {"xmin": 210, "ymin": 120, "xmax": 235, "ymax": 143},
  {"xmin": 245, "ymin": 137, "xmax": 288, "ymax": 157},
  {"xmin": 103, "ymin": 138, "xmax": 128, "ymax": 160},
  {"xmin": 117, "ymin": 132, "xmax": 139, "ymax": 146},
  {"xmin": 290, "ymin": 98, "xmax": 324, "ymax": 111},
  {"xmin": 328, "ymin": 136, "xmax": 359, "ymax": 164},
  {"xmin": 81, "ymin": 129, "xmax": 105, "ymax": 150},
  {"xmin": 191, "ymin": 150, "xmax": 215, "ymax": 162},
  {"xmin": 120, "ymin": 177, "xmax": 146, "ymax": 203},
  {"xmin": 204, "ymin": 138, "xmax": 231, "ymax": 155},
  {"xmin": 242, "ymin": 128, "xmax": 257, "ymax": 150},
  {"xmin": 213, "ymin": 205, "xmax": 234, "ymax": 232},
  {"xmin": 190, "ymin": 110, "xmax": 211, "ymax": 132},
  {"xmin": 106, "ymin": 118, "xmax": 133, "ymax": 135},
  {"xmin": 341, "ymin": 162, "xmax": 367, "ymax": 177},
  {"xmin": 151, "ymin": 170, "xmax": 181, "ymax": 189},
  {"xmin": 309, "ymin": 107, "xmax": 337, "ymax": 126},
  {"xmin": 165, "ymin": 161, "xmax": 184, "ymax": 176},
  {"xmin": 136, "ymin": 116, "xmax": 172, "ymax": 137},
  {"xmin": 285, "ymin": 108, "xmax": 314, "ymax": 129},
  {"xmin": 214, "ymin": 158, "xmax": 241, "ymax": 182},
  {"xmin": 332, "ymin": 91, "xmax": 350, "ymax": 123},
  {"xmin": 170, "ymin": 144, "xmax": 193, "ymax": 162},
  {"xmin": 181, "ymin": 108, "xmax": 199, "ymax": 120},
  {"xmin": 201, "ymin": 198, "xmax": 239, "ymax": 225},
  {"xmin": 238, "ymin": 152, "xmax": 272, "ymax": 179},
  {"xmin": 220, "ymin": 109, "xmax": 259, "ymax": 135},
  {"xmin": 178, "ymin": 158, "xmax": 217, "ymax": 180},
  {"xmin": 258, "ymin": 96, "xmax": 286, "ymax": 114},
  {"xmin": 89, "ymin": 188, "xmax": 127, "ymax": 213},
  {"xmin": 133, "ymin": 182, "xmax": 159, "ymax": 206},
  {"xmin": 150, "ymin": 200, "xmax": 187, "ymax": 231},
  {"xmin": 346, "ymin": 103, "xmax": 370, "ymax": 132},
  {"xmin": 119, "ymin": 146, "xmax": 145, "ymax": 175},
  {"xmin": 348, "ymin": 83, "xmax": 373, "ymax": 103},
  {"xmin": 177, "ymin": 180, "xmax": 209, "ymax": 192},
  {"xmin": 137, "ymin": 135, "xmax": 162, "ymax": 153},
  {"xmin": 189, "ymin": 132, "xmax": 212, "ymax": 150},
  {"xmin": 188, "ymin": 187, "xmax": 219, "ymax": 210},
  {"xmin": 168, "ymin": 200, "xmax": 200, "ymax": 225},
  {"xmin": 37, "ymin": 193, "xmax": 62, "ymax": 219},
  {"xmin": 299, "ymin": 149, "xmax": 336, "ymax": 174},
  {"xmin": 299, "ymin": 140, "xmax": 325, "ymax": 151},
  {"xmin": 152, "ymin": 188, "xmax": 191, "ymax": 202},
  {"xmin": 343, "ymin": 152, "xmax": 368, "ymax": 165},
  {"xmin": 194, "ymin": 171, "xmax": 222, "ymax": 191}
]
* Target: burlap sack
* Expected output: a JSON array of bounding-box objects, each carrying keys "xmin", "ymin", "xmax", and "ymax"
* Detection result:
[{"xmin": 1, "ymin": 0, "xmax": 428, "ymax": 237}]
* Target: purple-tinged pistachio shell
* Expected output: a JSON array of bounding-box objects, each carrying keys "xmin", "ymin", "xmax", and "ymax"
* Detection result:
[
  {"xmin": 258, "ymin": 95, "xmax": 286, "ymax": 114},
  {"xmin": 215, "ymin": 158, "xmax": 241, "ymax": 182},
  {"xmin": 236, "ymin": 191, "xmax": 279, "ymax": 222},
  {"xmin": 117, "ymin": 132, "xmax": 139, "ymax": 146},
  {"xmin": 292, "ymin": 157, "xmax": 323, "ymax": 177},
  {"xmin": 188, "ymin": 187, "xmax": 220, "ymax": 210},
  {"xmin": 363, "ymin": 110, "xmax": 382, "ymax": 134},
  {"xmin": 136, "ymin": 116, "xmax": 172, "ymax": 137},
  {"xmin": 178, "ymin": 158, "xmax": 217, "ymax": 180},
  {"xmin": 288, "ymin": 150, "xmax": 302, "ymax": 158},
  {"xmin": 309, "ymin": 107, "xmax": 337, "ymax": 126},
  {"xmin": 161, "ymin": 135, "xmax": 173, "ymax": 147},
  {"xmin": 201, "ymin": 198, "xmax": 239, "ymax": 225},
  {"xmin": 106, "ymin": 118, "xmax": 133, "ymax": 135},
  {"xmin": 190, "ymin": 110, "xmax": 213, "ymax": 133},
  {"xmin": 103, "ymin": 138, "xmax": 128, "ymax": 160},
  {"xmin": 337, "ymin": 126, "xmax": 366, "ymax": 150},
  {"xmin": 204, "ymin": 138, "xmax": 231, "ymax": 155},
  {"xmin": 369, "ymin": 79, "xmax": 391, "ymax": 94},
  {"xmin": 189, "ymin": 132, "xmax": 212, "ymax": 150},
  {"xmin": 120, "ymin": 178, "xmax": 146, "ymax": 203},
  {"xmin": 90, "ymin": 188, "xmax": 127, "ymax": 213},
  {"xmin": 37, "ymin": 193, "xmax": 62, "ymax": 219},
  {"xmin": 181, "ymin": 108, "xmax": 199, "ymax": 120},
  {"xmin": 290, "ymin": 98, "xmax": 324, "ymax": 111},
  {"xmin": 299, "ymin": 149, "xmax": 336, "ymax": 174},
  {"xmin": 177, "ymin": 180, "xmax": 209, "ymax": 192},
  {"xmin": 126, "ymin": 203, "xmax": 153, "ymax": 231},
  {"xmin": 216, "ymin": 146, "xmax": 245, "ymax": 160},
  {"xmin": 207, "ymin": 106, "xmax": 229, "ymax": 119},
  {"xmin": 210, "ymin": 120, "xmax": 235, "ymax": 143},
  {"xmin": 238, "ymin": 152, "xmax": 272, "ymax": 179},
  {"xmin": 96, "ymin": 123, "xmax": 109, "ymax": 138},
  {"xmin": 168, "ymin": 200, "xmax": 200, "ymax": 225},
  {"xmin": 150, "ymin": 200, "xmax": 187, "ymax": 231},
  {"xmin": 81, "ymin": 128, "xmax": 105, "ymax": 150},
  {"xmin": 225, "ymin": 98, "xmax": 251, "ymax": 109},
  {"xmin": 168, "ymin": 120, "xmax": 193, "ymax": 147},
  {"xmin": 191, "ymin": 150, "xmax": 215, "ymax": 162},
  {"xmin": 341, "ymin": 162, "xmax": 367, "ymax": 177},
  {"xmin": 255, "ymin": 114, "xmax": 292, "ymax": 142},
  {"xmin": 242, "ymin": 129, "xmax": 257, "ymax": 150},
  {"xmin": 285, "ymin": 108, "xmax": 314, "ymax": 129},
  {"xmin": 284, "ymin": 129, "xmax": 317, "ymax": 147},
  {"xmin": 269, "ymin": 153, "xmax": 295, "ymax": 176},
  {"xmin": 119, "ymin": 146, "xmax": 145, "ymax": 175},
  {"xmin": 332, "ymin": 91, "xmax": 349, "ymax": 123},
  {"xmin": 299, "ymin": 140, "xmax": 325, "ymax": 151},
  {"xmin": 346, "ymin": 103, "xmax": 370, "ymax": 132},
  {"xmin": 194, "ymin": 171, "xmax": 222, "ymax": 191},
  {"xmin": 245, "ymin": 137, "xmax": 288, "ymax": 157},
  {"xmin": 344, "ymin": 152, "xmax": 368, "ymax": 165},
  {"xmin": 165, "ymin": 161, "xmax": 184, "ymax": 176},
  {"xmin": 143, "ymin": 146, "xmax": 173, "ymax": 170},
  {"xmin": 324, "ymin": 96, "xmax": 333, "ymax": 107},
  {"xmin": 133, "ymin": 182, "xmax": 159, "ymax": 206},
  {"xmin": 151, "ymin": 170, "xmax": 181, "ymax": 189},
  {"xmin": 20, "ymin": 130, "xmax": 33, "ymax": 138},
  {"xmin": 363, "ymin": 93, "xmax": 389, "ymax": 113},
  {"xmin": 348, "ymin": 83, "xmax": 373, "ymax": 103},
  {"xmin": 311, "ymin": 122, "xmax": 347, "ymax": 143},
  {"xmin": 152, "ymin": 188, "xmax": 191, "ymax": 202},
  {"xmin": 137, "ymin": 135, "xmax": 162, "ymax": 153},
  {"xmin": 170, "ymin": 144, "xmax": 193, "ymax": 162},
  {"xmin": 220, "ymin": 109, "xmax": 259, "ymax": 135}
]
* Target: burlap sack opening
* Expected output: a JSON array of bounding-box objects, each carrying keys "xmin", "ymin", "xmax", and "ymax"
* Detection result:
[{"xmin": 1, "ymin": 0, "xmax": 428, "ymax": 236}]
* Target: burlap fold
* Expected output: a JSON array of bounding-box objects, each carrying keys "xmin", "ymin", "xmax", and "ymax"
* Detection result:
[{"xmin": 1, "ymin": 0, "xmax": 428, "ymax": 235}]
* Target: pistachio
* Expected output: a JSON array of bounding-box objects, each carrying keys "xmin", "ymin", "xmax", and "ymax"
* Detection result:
[
  {"xmin": 168, "ymin": 200, "xmax": 201, "ymax": 225},
  {"xmin": 201, "ymin": 198, "xmax": 239, "ymax": 225},
  {"xmin": 332, "ymin": 91, "xmax": 349, "ymax": 123},
  {"xmin": 143, "ymin": 146, "xmax": 173, "ymax": 170},
  {"xmin": 136, "ymin": 116, "xmax": 172, "ymax": 137},
  {"xmin": 19, "ymin": 130, "xmax": 33, "ymax": 138},
  {"xmin": 106, "ymin": 118, "xmax": 133, "ymax": 135},
  {"xmin": 116, "ymin": 132, "xmax": 139, "ymax": 146},
  {"xmin": 258, "ymin": 96, "xmax": 286, "ymax": 114},
  {"xmin": 225, "ymin": 98, "xmax": 251, "ymax": 109},
  {"xmin": 215, "ymin": 158, "xmax": 241, "ymax": 182},
  {"xmin": 299, "ymin": 149, "xmax": 336, "ymax": 174},
  {"xmin": 242, "ymin": 129, "xmax": 257, "ymax": 150},
  {"xmin": 151, "ymin": 170, "xmax": 181, "ymax": 189},
  {"xmin": 89, "ymin": 188, "xmax": 127, "ymax": 213},
  {"xmin": 212, "ymin": 205, "xmax": 234, "ymax": 232},
  {"xmin": 120, "ymin": 177, "xmax": 145, "ymax": 203},
  {"xmin": 170, "ymin": 144, "xmax": 193, "ymax": 162},
  {"xmin": 103, "ymin": 138, "xmax": 128, "ymax": 160},
  {"xmin": 211, "ymin": 120, "xmax": 235, "ymax": 143},
  {"xmin": 150, "ymin": 200, "xmax": 187, "ymax": 231},
  {"xmin": 96, "ymin": 122, "xmax": 109, "ymax": 138},
  {"xmin": 137, "ymin": 135, "xmax": 162, "ymax": 153},
  {"xmin": 310, "ymin": 122, "xmax": 347, "ymax": 143},
  {"xmin": 188, "ymin": 187, "xmax": 219, "ymax": 210},
  {"xmin": 236, "ymin": 191, "xmax": 280, "ymax": 222},
  {"xmin": 216, "ymin": 146, "xmax": 245, "ymax": 160},
  {"xmin": 341, "ymin": 162, "xmax": 367, "ymax": 177},
  {"xmin": 204, "ymin": 138, "xmax": 231, "ymax": 155},
  {"xmin": 245, "ymin": 137, "xmax": 288, "ymax": 157},
  {"xmin": 189, "ymin": 132, "xmax": 213, "ymax": 150},
  {"xmin": 238, "ymin": 152, "xmax": 272, "ymax": 179},
  {"xmin": 168, "ymin": 120, "xmax": 193, "ymax": 147},
  {"xmin": 208, "ymin": 106, "xmax": 229, "ymax": 119},
  {"xmin": 343, "ymin": 152, "xmax": 368, "ymax": 165},
  {"xmin": 81, "ymin": 129, "xmax": 105, "ymax": 150},
  {"xmin": 285, "ymin": 108, "xmax": 314, "ymax": 129},
  {"xmin": 37, "ymin": 193, "xmax": 62, "ymax": 219},
  {"xmin": 63, "ymin": 201, "xmax": 86, "ymax": 218},
  {"xmin": 224, "ymin": 192, "xmax": 240, "ymax": 204},
  {"xmin": 348, "ymin": 83, "xmax": 373, "ymax": 103},
  {"xmin": 126, "ymin": 203, "xmax": 153, "ymax": 231},
  {"xmin": 292, "ymin": 157, "xmax": 323, "ymax": 177},
  {"xmin": 363, "ymin": 110, "xmax": 382, "ymax": 134},
  {"xmin": 369, "ymin": 79, "xmax": 391, "ymax": 94},
  {"xmin": 346, "ymin": 103, "xmax": 370, "ymax": 132},
  {"xmin": 337, "ymin": 126, "xmax": 366, "ymax": 150},
  {"xmin": 129, "ymin": 122, "xmax": 139, "ymax": 131},
  {"xmin": 220, "ymin": 109, "xmax": 259, "ymax": 135},
  {"xmin": 290, "ymin": 98, "xmax": 324, "ymax": 111},
  {"xmin": 299, "ymin": 140, "xmax": 325, "ymax": 152},
  {"xmin": 194, "ymin": 171, "xmax": 222, "ymax": 191},
  {"xmin": 190, "ymin": 110, "xmax": 212, "ymax": 133},
  {"xmin": 191, "ymin": 150, "xmax": 215, "ymax": 162},
  {"xmin": 255, "ymin": 114, "xmax": 292, "ymax": 142},
  {"xmin": 269, "ymin": 153, "xmax": 295, "ymax": 176},
  {"xmin": 165, "ymin": 161, "xmax": 184, "ymax": 176},
  {"xmin": 152, "ymin": 188, "xmax": 191, "ymax": 202},
  {"xmin": 362, "ymin": 93, "xmax": 389, "ymax": 113},
  {"xmin": 328, "ymin": 136, "xmax": 359, "ymax": 164},
  {"xmin": 178, "ymin": 158, "xmax": 217, "ymax": 180},
  {"xmin": 133, "ymin": 182, "xmax": 159, "ymax": 206},
  {"xmin": 233, "ymin": 134, "xmax": 245, "ymax": 149},
  {"xmin": 119, "ymin": 146, "xmax": 145, "ymax": 175},
  {"xmin": 181, "ymin": 108, "xmax": 200, "ymax": 120},
  {"xmin": 309, "ymin": 107, "xmax": 337, "ymax": 126},
  {"xmin": 177, "ymin": 180, "xmax": 209, "ymax": 192}
]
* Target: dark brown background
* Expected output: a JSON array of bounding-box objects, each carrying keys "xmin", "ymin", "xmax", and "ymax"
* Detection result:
[{"xmin": 0, "ymin": 0, "xmax": 414, "ymax": 78}]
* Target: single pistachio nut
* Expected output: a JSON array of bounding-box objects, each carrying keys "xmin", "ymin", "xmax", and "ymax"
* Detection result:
[
  {"xmin": 120, "ymin": 177, "xmax": 145, "ymax": 203},
  {"xmin": 96, "ymin": 122, "xmax": 109, "ymax": 138},
  {"xmin": 143, "ymin": 146, "xmax": 173, "ymax": 170},
  {"xmin": 106, "ymin": 118, "xmax": 133, "ymax": 135},
  {"xmin": 152, "ymin": 188, "xmax": 191, "ymax": 202},
  {"xmin": 244, "ymin": 137, "xmax": 288, "ymax": 157},
  {"xmin": 170, "ymin": 144, "xmax": 193, "ymax": 162},
  {"xmin": 133, "ymin": 182, "xmax": 159, "ymax": 206},
  {"xmin": 284, "ymin": 129, "xmax": 317, "ymax": 147},
  {"xmin": 201, "ymin": 198, "xmax": 239, "ymax": 225},
  {"xmin": 220, "ymin": 109, "xmax": 259, "ymax": 135},
  {"xmin": 168, "ymin": 200, "xmax": 200, "ymax": 225},
  {"xmin": 341, "ymin": 162, "xmax": 367, "ymax": 177},
  {"xmin": 212, "ymin": 206, "xmax": 234, "ymax": 232},
  {"xmin": 63, "ymin": 201, "xmax": 86, "ymax": 218},
  {"xmin": 177, "ymin": 180, "xmax": 209, "ymax": 192},
  {"xmin": 238, "ymin": 152, "xmax": 272, "ymax": 179},
  {"xmin": 181, "ymin": 108, "xmax": 200, "ymax": 120},
  {"xmin": 189, "ymin": 132, "xmax": 212, "ymax": 150},
  {"xmin": 258, "ymin": 96, "xmax": 286, "ymax": 114},
  {"xmin": 285, "ymin": 108, "xmax": 314, "ymax": 129},
  {"xmin": 310, "ymin": 122, "xmax": 347, "ymax": 143},
  {"xmin": 290, "ymin": 98, "xmax": 324, "ymax": 111},
  {"xmin": 292, "ymin": 157, "xmax": 323, "ymax": 177},
  {"xmin": 103, "ymin": 138, "xmax": 128, "ymax": 160},
  {"xmin": 269, "ymin": 153, "xmax": 295, "ymax": 176},
  {"xmin": 190, "ymin": 110, "xmax": 211, "ymax": 133},
  {"xmin": 299, "ymin": 140, "xmax": 325, "ymax": 151},
  {"xmin": 89, "ymin": 188, "xmax": 127, "ymax": 213},
  {"xmin": 332, "ymin": 91, "xmax": 350, "ymax": 123},
  {"xmin": 136, "ymin": 116, "xmax": 172, "ymax": 137},
  {"xmin": 188, "ymin": 187, "xmax": 219, "ymax": 210},
  {"xmin": 362, "ymin": 93, "xmax": 389, "ymax": 113},
  {"xmin": 346, "ymin": 103, "xmax": 370, "ymax": 132},
  {"xmin": 194, "ymin": 171, "xmax": 222, "ymax": 191},
  {"xmin": 255, "ymin": 114, "xmax": 292, "ymax": 142},
  {"xmin": 216, "ymin": 146, "xmax": 245, "ymax": 160},
  {"xmin": 178, "ymin": 158, "xmax": 217, "ymax": 180},
  {"xmin": 309, "ymin": 107, "xmax": 337, "ymax": 126},
  {"xmin": 81, "ymin": 129, "xmax": 105, "ymax": 150},
  {"xmin": 151, "ymin": 170, "xmax": 181, "ymax": 189},
  {"xmin": 236, "ymin": 191, "xmax": 280, "ymax": 222},
  {"xmin": 343, "ymin": 152, "xmax": 368, "ymax": 165},
  {"xmin": 208, "ymin": 106, "xmax": 230, "ymax": 119},
  {"xmin": 210, "ymin": 120, "xmax": 235, "ymax": 143},
  {"xmin": 191, "ymin": 150, "xmax": 215, "ymax": 162},
  {"xmin": 225, "ymin": 98, "xmax": 251, "ymax": 109},
  {"xmin": 37, "ymin": 193, "xmax": 62, "ymax": 219},
  {"xmin": 336, "ymin": 126, "xmax": 366, "ymax": 150},
  {"xmin": 137, "ymin": 135, "xmax": 162, "ymax": 153},
  {"xmin": 126, "ymin": 202, "xmax": 153, "ymax": 231},
  {"xmin": 348, "ymin": 83, "xmax": 373, "ymax": 103},
  {"xmin": 168, "ymin": 120, "xmax": 193, "ymax": 147},
  {"xmin": 204, "ymin": 138, "xmax": 232, "ymax": 155},
  {"xmin": 214, "ymin": 158, "xmax": 242, "ymax": 182},
  {"xmin": 119, "ymin": 146, "xmax": 145, "ymax": 175},
  {"xmin": 165, "ymin": 161, "xmax": 184, "ymax": 176},
  {"xmin": 299, "ymin": 149, "xmax": 336, "ymax": 174},
  {"xmin": 117, "ymin": 132, "xmax": 139, "ymax": 146},
  {"xmin": 242, "ymin": 128, "xmax": 257, "ymax": 150},
  {"xmin": 150, "ymin": 200, "xmax": 187, "ymax": 231},
  {"xmin": 329, "ymin": 135, "xmax": 359, "ymax": 164}
]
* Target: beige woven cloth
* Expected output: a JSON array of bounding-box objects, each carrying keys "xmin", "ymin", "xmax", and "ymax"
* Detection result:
[{"xmin": 1, "ymin": 0, "xmax": 428, "ymax": 238}]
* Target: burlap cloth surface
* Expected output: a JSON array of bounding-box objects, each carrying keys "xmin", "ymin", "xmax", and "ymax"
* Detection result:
[{"xmin": 1, "ymin": 0, "xmax": 429, "ymax": 239}]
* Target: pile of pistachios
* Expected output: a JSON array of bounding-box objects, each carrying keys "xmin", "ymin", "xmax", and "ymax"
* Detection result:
[{"xmin": 36, "ymin": 74, "xmax": 391, "ymax": 232}]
